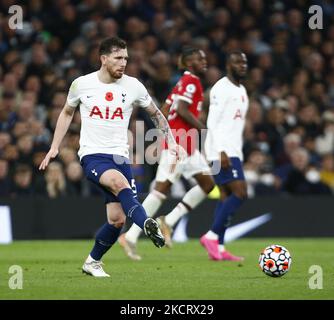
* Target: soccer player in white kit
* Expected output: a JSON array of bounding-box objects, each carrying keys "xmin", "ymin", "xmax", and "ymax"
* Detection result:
[
  {"xmin": 201, "ymin": 51, "xmax": 249, "ymax": 261},
  {"xmin": 119, "ymin": 48, "xmax": 215, "ymax": 260},
  {"xmin": 39, "ymin": 37, "xmax": 184, "ymax": 277}
]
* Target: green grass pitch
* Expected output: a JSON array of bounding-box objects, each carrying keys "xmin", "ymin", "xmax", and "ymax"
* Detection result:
[{"xmin": 0, "ymin": 238, "xmax": 333, "ymax": 300}]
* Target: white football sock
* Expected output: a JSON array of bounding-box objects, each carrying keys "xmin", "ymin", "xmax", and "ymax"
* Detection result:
[
  {"xmin": 219, "ymin": 245, "xmax": 225, "ymax": 252},
  {"xmin": 125, "ymin": 190, "xmax": 166, "ymax": 243},
  {"xmin": 86, "ymin": 254, "xmax": 97, "ymax": 263},
  {"xmin": 165, "ymin": 185, "xmax": 207, "ymax": 228},
  {"xmin": 165, "ymin": 203, "xmax": 188, "ymax": 227},
  {"xmin": 205, "ymin": 230, "xmax": 219, "ymax": 240}
]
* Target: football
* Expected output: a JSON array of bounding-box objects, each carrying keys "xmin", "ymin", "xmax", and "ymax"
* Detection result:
[{"xmin": 259, "ymin": 244, "xmax": 292, "ymax": 277}]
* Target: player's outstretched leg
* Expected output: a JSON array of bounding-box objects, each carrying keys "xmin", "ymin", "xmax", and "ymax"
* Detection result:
[
  {"xmin": 117, "ymin": 188, "xmax": 165, "ymax": 248},
  {"xmin": 119, "ymin": 190, "xmax": 166, "ymax": 260},
  {"xmin": 143, "ymin": 218, "xmax": 165, "ymax": 248}
]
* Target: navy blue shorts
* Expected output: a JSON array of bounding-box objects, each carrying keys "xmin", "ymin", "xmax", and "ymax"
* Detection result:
[
  {"xmin": 80, "ymin": 153, "xmax": 137, "ymax": 203},
  {"xmin": 212, "ymin": 157, "xmax": 245, "ymax": 185}
]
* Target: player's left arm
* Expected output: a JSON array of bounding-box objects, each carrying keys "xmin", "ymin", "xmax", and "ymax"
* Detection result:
[
  {"xmin": 160, "ymin": 102, "xmax": 171, "ymax": 118},
  {"xmin": 198, "ymin": 90, "xmax": 210, "ymax": 125},
  {"xmin": 145, "ymin": 101, "xmax": 186, "ymax": 159}
]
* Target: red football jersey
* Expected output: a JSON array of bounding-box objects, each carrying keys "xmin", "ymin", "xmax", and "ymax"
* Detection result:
[{"xmin": 164, "ymin": 71, "xmax": 204, "ymax": 154}]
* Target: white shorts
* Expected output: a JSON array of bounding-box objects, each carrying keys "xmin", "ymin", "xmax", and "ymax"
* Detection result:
[{"xmin": 155, "ymin": 149, "xmax": 211, "ymax": 183}]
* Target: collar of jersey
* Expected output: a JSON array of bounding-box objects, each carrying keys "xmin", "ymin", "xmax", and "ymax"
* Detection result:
[{"xmin": 184, "ymin": 71, "xmax": 199, "ymax": 79}]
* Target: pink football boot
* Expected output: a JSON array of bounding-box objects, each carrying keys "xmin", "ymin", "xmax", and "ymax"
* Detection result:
[
  {"xmin": 200, "ymin": 235, "xmax": 221, "ymax": 260},
  {"xmin": 220, "ymin": 250, "xmax": 244, "ymax": 262}
]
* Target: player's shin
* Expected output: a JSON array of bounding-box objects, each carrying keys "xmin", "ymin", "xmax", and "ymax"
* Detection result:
[
  {"xmin": 118, "ymin": 188, "xmax": 147, "ymax": 229},
  {"xmin": 125, "ymin": 190, "xmax": 166, "ymax": 243},
  {"xmin": 211, "ymin": 194, "xmax": 244, "ymax": 235},
  {"xmin": 165, "ymin": 185, "xmax": 207, "ymax": 228},
  {"xmin": 218, "ymin": 216, "xmax": 231, "ymax": 246},
  {"xmin": 90, "ymin": 223, "xmax": 122, "ymax": 260}
]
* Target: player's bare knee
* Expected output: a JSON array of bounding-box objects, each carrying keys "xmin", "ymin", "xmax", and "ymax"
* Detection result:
[
  {"xmin": 108, "ymin": 216, "xmax": 126, "ymax": 228},
  {"xmin": 108, "ymin": 178, "xmax": 129, "ymax": 194},
  {"xmin": 111, "ymin": 220, "xmax": 125, "ymax": 228}
]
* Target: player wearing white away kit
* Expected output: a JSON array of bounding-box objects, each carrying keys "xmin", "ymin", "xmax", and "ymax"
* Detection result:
[
  {"xmin": 119, "ymin": 48, "xmax": 215, "ymax": 261},
  {"xmin": 39, "ymin": 37, "xmax": 185, "ymax": 277},
  {"xmin": 201, "ymin": 51, "xmax": 249, "ymax": 261}
]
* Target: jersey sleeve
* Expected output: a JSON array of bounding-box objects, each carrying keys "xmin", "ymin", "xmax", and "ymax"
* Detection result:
[
  {"xmin": 176, "ymin": 76, "xmax": 199, "ymax": 104},
  {"xmin": 66, "ymin": 78, "xmax": 81, "ymax": 108},
  {"xmin": 134, "ymin": 79, "xmax": 152, "ymax": 108}
]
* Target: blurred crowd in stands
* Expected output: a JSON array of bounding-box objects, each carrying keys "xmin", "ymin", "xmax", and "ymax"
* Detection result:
[{"xmin": 1, "ymin": 0, "xmax": 334, "ymax": 199}]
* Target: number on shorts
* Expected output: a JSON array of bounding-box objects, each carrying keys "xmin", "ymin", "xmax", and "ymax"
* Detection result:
[{"xmin": 131, "ymin": 179, "xmax": 137, "ymax": 195}]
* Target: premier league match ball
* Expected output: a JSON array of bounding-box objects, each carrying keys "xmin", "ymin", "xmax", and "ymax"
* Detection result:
[{"xmin": 259, "ymin": 244, "xmax": 292, "ymax": 277}]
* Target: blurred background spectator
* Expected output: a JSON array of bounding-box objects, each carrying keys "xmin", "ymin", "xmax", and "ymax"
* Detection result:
[
  {"xmin": 11, "ymin": 164, "xmax": 34, "ymax": 196},
  {"xmin": 1, "ymin": 0, "xmax": 333, "ymax": 199}
]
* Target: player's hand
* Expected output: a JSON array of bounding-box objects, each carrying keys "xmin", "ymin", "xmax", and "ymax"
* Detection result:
[
  {"xmin": 168, "ymin": 143, "xmax": 187, "ymax": 173},
  {"xmin": 220, "ymin": 151, "xmax": 231, "ymax": 170},
  {"xmin": 39, "ymin": 148, "xmax": 58, "ymax": 170},
  {"xmin": 169, "ymin": 143, "xmax": 187, "ymax": 161}
]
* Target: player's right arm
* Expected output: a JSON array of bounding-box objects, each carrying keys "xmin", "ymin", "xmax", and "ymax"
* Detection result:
[
  {"xmin": 172, "ymin": 76, "xmax": 206, "ymax": 130},
  {"xmin": 175, "ymin": 99, "xmax": 206, "ymax": 130},
  {"xmin": 198, "ymin": 90, "xmax": 210, "ymax": 125},
  {"xmin": 220, "ymin": 151, "xmax": 231, "ymax": 169},
  {"xmin": 160, "ymin": 102, "xmax": 170, "ymax": 118},
  {"xmin": 39, "ymin": 103, "xmax": 75, "ymax": 170}
]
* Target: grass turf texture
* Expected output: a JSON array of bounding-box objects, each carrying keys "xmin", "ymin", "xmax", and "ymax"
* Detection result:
[{"xmin": 0, "ymin": 238, "xmax": 333, "ymax": 300}]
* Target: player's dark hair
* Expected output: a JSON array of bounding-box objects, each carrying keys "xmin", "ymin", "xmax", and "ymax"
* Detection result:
[
  {"xmin": 99, "ymin": 37, "xmax": 127, "ymax": 55},
  {"xmin": 179, "ymin": 47, "xmax": 200, "ymax": 69},
  {"xmin": 226, "ymin": 50, "xmax": 244, "ymax": 64}
]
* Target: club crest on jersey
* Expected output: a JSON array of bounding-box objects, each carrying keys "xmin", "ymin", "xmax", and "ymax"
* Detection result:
[
  {"xmin": 89, "ymin": 106, "xmax": 123, "ymax": 120},
  {"xmin": 186, "ymin": 84, "xmax": 196, "ymax": 93},
  {"xmin": 105, "ymin": 92, "xmax": 113, "ymax": 101}
]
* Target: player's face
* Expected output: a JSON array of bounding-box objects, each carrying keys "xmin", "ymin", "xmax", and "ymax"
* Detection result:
[
  {"xmin": 103, "ymin": 48, "xmax": 128, "ymax": 79},
  {"xmin": 229, "ymin": 53, "xmax": 248, "ymax": 80},
  {"xmin": 192, "ymin": 50, "xmax": 208, "ymax": 75}
]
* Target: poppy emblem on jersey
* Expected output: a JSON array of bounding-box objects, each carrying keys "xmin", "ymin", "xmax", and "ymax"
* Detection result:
[{"xmin": 105, "ymin": 92, "xmax": 113, "ymax": 101}]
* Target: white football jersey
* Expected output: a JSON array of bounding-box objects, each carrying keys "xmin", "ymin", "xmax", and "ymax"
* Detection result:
[
  {"xmin": 205, "ymin": 76, "xmax": 249, "ymax": 161},
  {"xmin": 66, "ymin": 71, "xmax": 152, "ymax": 159}
]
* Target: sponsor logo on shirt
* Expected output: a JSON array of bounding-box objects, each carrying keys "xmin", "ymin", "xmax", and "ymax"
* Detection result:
[
  {"xmin": 233, "ymin": 109, "xmax": 243, "ymax": 120},
  {"xmin": 89, "ymin": 106, "xmax": 123, "ymax": 120}
]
